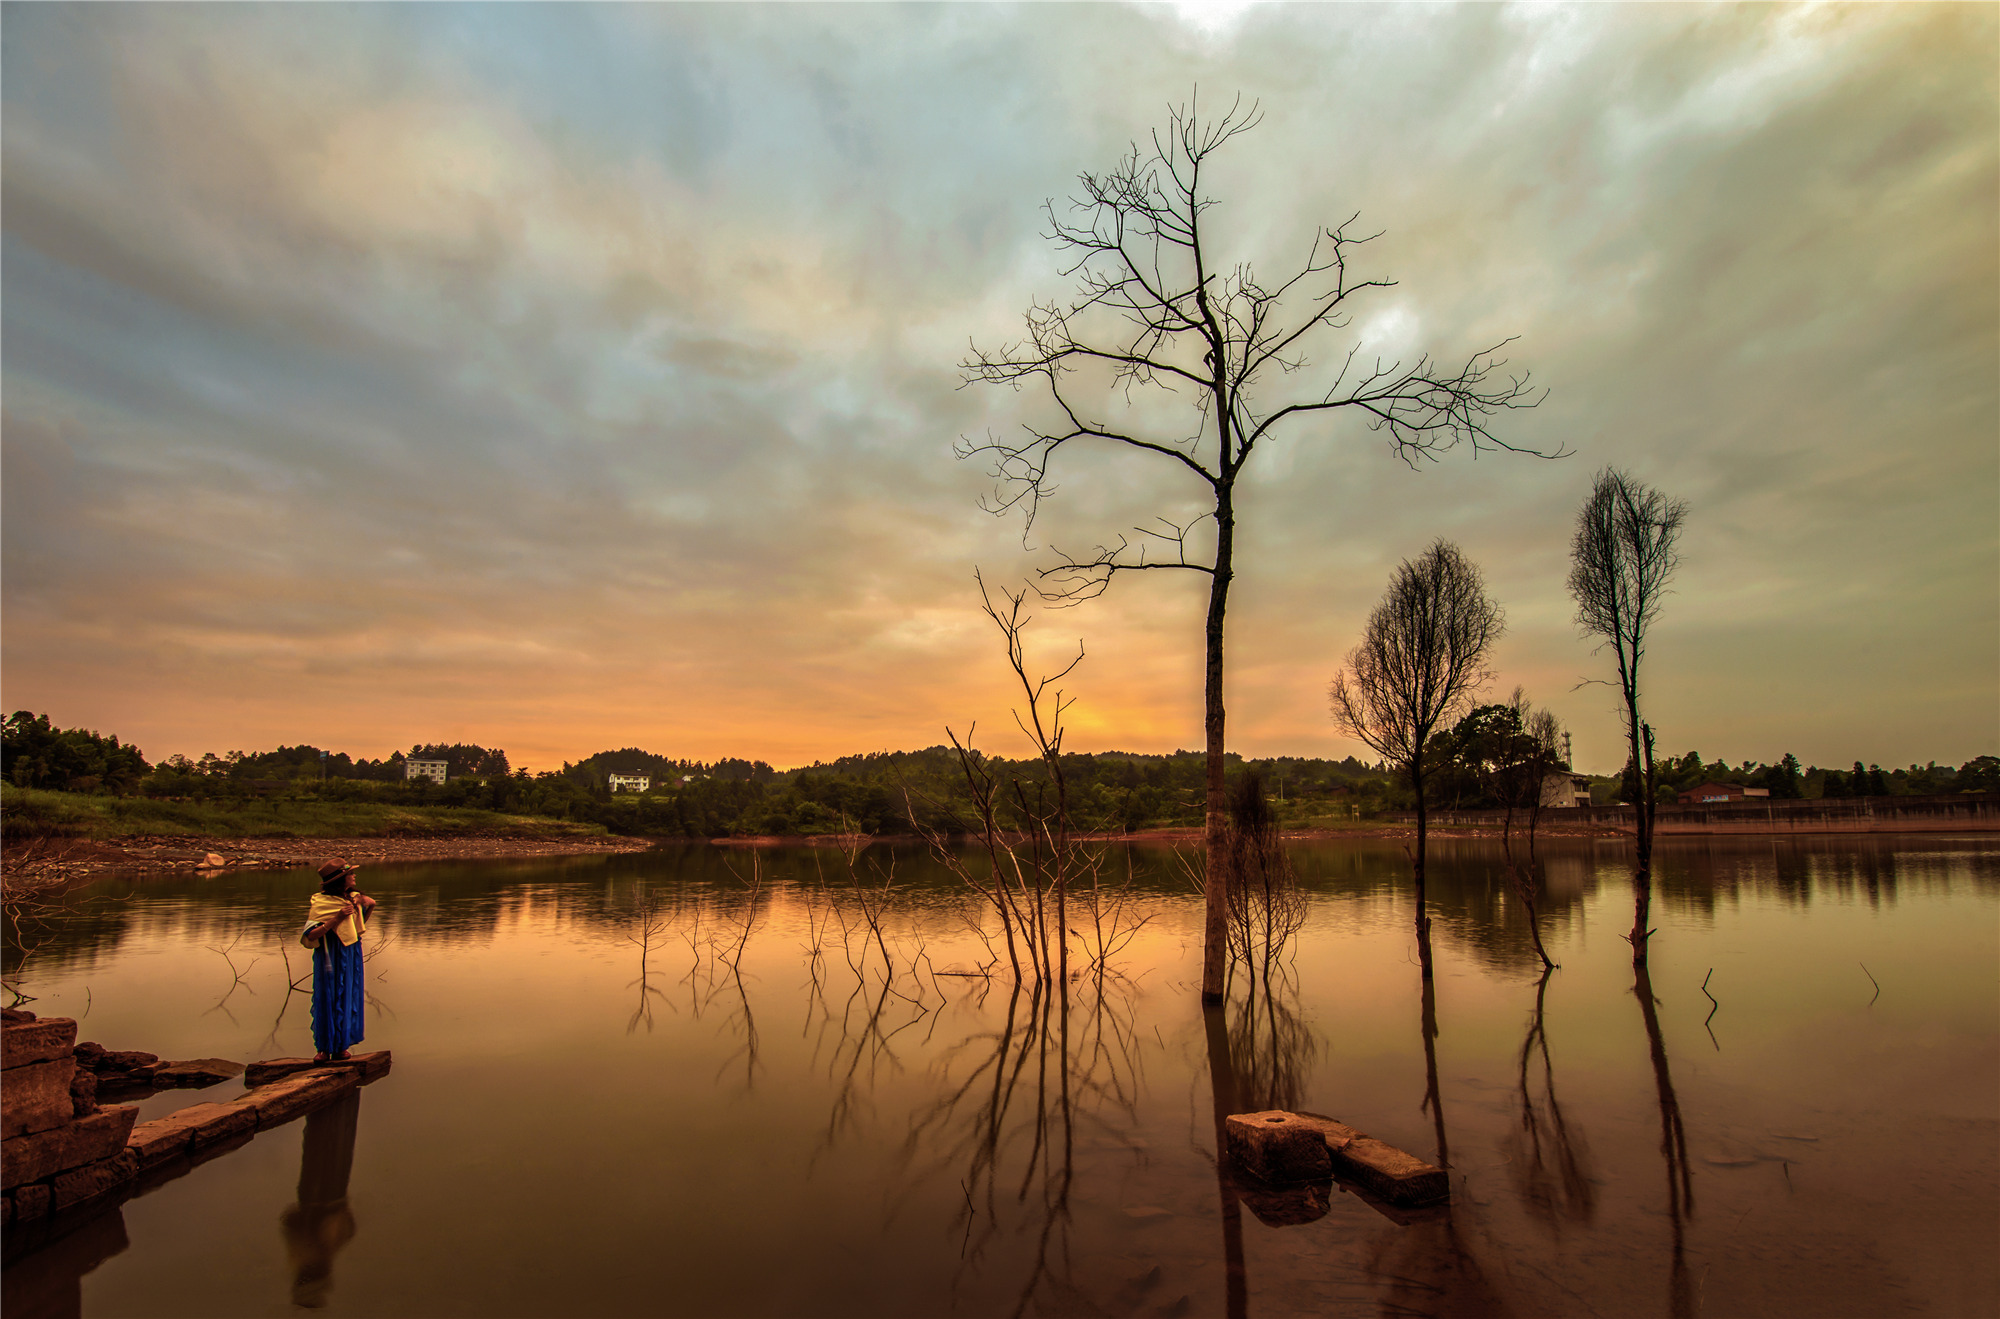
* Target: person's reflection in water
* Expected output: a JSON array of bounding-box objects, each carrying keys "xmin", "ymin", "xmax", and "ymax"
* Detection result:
[{"xmin": 279, "ymin": 1089, "xmax": 362, "ymax": 1309}]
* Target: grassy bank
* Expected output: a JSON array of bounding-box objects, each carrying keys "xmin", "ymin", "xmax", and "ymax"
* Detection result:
[{"xmin": 0, "ymin": 785, "xmax": 615, "ymax": 842}]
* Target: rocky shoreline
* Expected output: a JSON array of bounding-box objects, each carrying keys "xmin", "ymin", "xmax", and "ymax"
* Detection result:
[{"xmin": 2, "ymin": 832, "xmax": 659, "ymax": 885}]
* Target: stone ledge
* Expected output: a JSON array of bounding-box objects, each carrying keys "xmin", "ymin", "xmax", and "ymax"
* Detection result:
[
  {"xmin": 2, "ymin": 1058, "xmax": 79, "ymax": 1140},
  {"xmin": 2, "ymin": 1017, "xmax": 78, "ymax": 1070},
  {"xmin": 3, "ymin": 1106, "xmax": 138, "ymax": 1191},
  {"xmin": 125, "ymin": 1102, "xmax": 259, "ymax": 1173},
  {"xmin": 51, "ymin": 1148, "xmax": 139, "ymax": 1214}
]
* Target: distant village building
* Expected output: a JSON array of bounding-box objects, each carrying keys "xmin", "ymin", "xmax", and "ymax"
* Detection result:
[
  {"xmin": 1540, "ymin": 772, "xmax": 1592, "ymax": 808},
  {"xmin": 405, "ymin": 758, "xmax": 448, "ymax": 784},
  {"xmin": 607, "ymin": 773, "xmax": 651, "ymax": 794},
  {"xmin": 1678, "ymin": 782, "xmax": 1771, "ymax": 805}
]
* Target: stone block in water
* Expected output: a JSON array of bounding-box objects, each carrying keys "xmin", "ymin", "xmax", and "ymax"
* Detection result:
[{"xmin": 1226, "ymin": 1107, "xmax": 1448, "ymax": 1209}]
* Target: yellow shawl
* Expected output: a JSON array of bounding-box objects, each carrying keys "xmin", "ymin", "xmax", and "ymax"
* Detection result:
[{"xmin": 306, "ymin": 893, "xmax": 367, "ymax": 946}]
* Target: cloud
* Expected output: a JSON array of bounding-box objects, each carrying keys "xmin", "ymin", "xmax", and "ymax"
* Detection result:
[{"xmin": 3, "ymin": 3, "xmax": 1993, "ymax": 773}]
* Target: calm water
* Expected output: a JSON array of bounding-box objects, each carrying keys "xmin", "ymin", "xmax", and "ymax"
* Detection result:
[{"xmin": 4, "ymin": 835, "xmax": 1996, "ymax": 1319}]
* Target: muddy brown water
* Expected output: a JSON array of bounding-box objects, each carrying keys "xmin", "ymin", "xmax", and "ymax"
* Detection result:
[{"xmin": 4, "ymin": 835, "xmax": 1995, "ymax": 1318}]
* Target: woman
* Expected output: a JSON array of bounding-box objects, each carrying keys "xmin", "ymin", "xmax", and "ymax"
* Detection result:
[{"xmin": 301, "ymin": 859, "xmax": 376, "ymax": 1063}]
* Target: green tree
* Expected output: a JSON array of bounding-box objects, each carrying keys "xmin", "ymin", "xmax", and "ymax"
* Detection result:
[
  {"xmin": 1567, "ymin": 468, "xmax": 1688, "ymax": 967},
  {"xmin": 1959, "ymin": 755, "xmax": 2000, "ymax": 792},
  {"xmin": 1331, "ymin": 540, "xmax": 1505, "ymax": 969}
]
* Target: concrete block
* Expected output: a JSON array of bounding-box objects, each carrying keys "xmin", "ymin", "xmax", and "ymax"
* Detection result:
[
  {"xmin": 232, "ymin": 1069, "xmax": 357, "ymax": 1128},
  {"xmin": 1226, "ymin": 1108, "xmax": 1448, "ymax": 1209},
  {"xmin": 1335, "ymin": 1136, "xmax": 1449, "ymax": 1208},
  {"xmin": 1225, "ymin": 1110, "xmax": 1334, "ymax": 1184},
  {"xmin": 3, "ymin": 1106, "xmax": 137, "ymax": 1190},
  {"xmin": 2, "ymin": 1058, "xmax": 78, "ymax": 1138},
  {"xmin": 50, "ymin": 1148, "xmax": 138, "ymax": 1213},
  {"xmin": 2, "ymin": 1017, "xmax": 77, "ymax": 1069}
]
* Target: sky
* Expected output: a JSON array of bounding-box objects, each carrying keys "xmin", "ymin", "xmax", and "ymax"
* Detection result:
[{"xmin": 3, "ymin": 2, "xmax": 1995, "ymax": 776}]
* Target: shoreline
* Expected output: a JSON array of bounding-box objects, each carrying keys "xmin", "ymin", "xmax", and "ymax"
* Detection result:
[
  {"xmin": 2, "ymin": 832, "xmax": 657, "ymax": 885},
  {"xmin": 9, "ymin": 813, "xmax": 1984, "ymax": 885}
]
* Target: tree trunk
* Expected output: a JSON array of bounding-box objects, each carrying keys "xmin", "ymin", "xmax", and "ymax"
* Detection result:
[
  {"xmin": 1623, "ymin": 691, "xmax": 1652, "ymax": 968},
  {"xmin": 1200, "ymin": 501, "xmax": 1235, "ymax": 1002},
  {"xmin": 1412, "ymin": 754, "xmax": 1432, "ymax": 978}
]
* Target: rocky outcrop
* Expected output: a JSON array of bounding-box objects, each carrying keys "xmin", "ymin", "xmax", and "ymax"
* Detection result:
[
  {"xmin": 1, "ymin": 1013, "xmax": 136, "ymax": 1227},
  {"xmin": 2, "ymin": 1009, "xmax": 391, "ymax": 1230}
]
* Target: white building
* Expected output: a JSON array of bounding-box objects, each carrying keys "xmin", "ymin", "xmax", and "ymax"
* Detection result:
[
  {"xmin": 607, "ymin": 773, "xmax": 651, "ymax": 794},
  {"xmin": 1539, "ymin": 772, "xmax": 1592, "ymax": 808},
  {"xmin": 406, "ymin": 758, "xmax": 448, "ymax": 784}
]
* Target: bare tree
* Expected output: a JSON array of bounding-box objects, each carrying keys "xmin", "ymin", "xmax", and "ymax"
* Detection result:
[
  {"xmin": 1330, "ymin": 540, "xmax": 1504, "ymax": 967},
  {"xmin": 962, "ymin": 94, "xmax": 1547, "ymax": 1001},
  {"xmin": 1567, "ymin": 468, "xmax": 1687, "ymax": 966}
]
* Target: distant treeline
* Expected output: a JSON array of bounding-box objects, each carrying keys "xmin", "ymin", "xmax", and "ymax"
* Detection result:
[
  {"xmin": 4, "ymin": 710, "xmax": 1995, "ymax": 839},
  {"xmin": 1615, "ymin": 748, "xmax": 2000, "ymax": 803}
]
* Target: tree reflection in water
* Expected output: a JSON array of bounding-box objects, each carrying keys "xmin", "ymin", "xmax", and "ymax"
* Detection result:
[
  {"xmin": 1634, "ymin": 960, "xmax": 1697, "ymax": 1319},
  {"xmin": 1353, "ymin": 933, "xmax": 1516, "ymax": 1319},
  {"xmin": 1506, "ymin": 969, "xmax": 1597, "ymax": 1232},
  {"xmin": 902, "ymin": 971, "xmax": 1145, "ymax": 1318}
]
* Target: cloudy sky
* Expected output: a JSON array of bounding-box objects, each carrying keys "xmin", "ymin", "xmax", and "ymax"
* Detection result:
[{"xmin": 3, "ymin": 2, "xmax": 1994, "ymax": 774}]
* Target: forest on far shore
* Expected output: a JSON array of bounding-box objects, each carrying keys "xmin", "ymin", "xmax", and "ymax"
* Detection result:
[{"xmin": 4, "ymin": 710, "xmax": 1996, "ymax": 840}]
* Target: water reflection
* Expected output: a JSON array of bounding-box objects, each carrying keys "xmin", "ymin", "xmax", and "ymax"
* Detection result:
[
  {"xmin": 2, "ymin": 1207, "xmax": 129, "ymax": 1319},
  {"xmin": 2, "ymin": 837, "xmax": 1993, "ymax": 1319},
  {"xmin": 1633, "ymin": 960, "xmax": 1696, "ymax": 1319},
  {"xmin": 1506, "ymin": 970, "xmax": 1597, "ymax": 1232},
  {"xmin": 278, "ymin": 1089, "xmax": 363, "ymax": 1309}
]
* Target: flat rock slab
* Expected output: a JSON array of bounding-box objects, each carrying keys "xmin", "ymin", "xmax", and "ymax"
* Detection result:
[
  {"xmin": 2, "ymin": 1017, "xmax": 77, "ymax": 1069},
  {"xmin": 1227, "ymin": 1108, "xmax": 1448, "ymax": 1209},
  {"xmin": 76, "ymin": 1047, "xmax": 160, "ymax": 1074},
  {"xmin": 125, "ymin": 1102, "xmax": 259, "ymax": 1172},
  {"xmin": 153, "ymin": 1058, "xmax": 245, "ymax": 1088},
  {"xmin": 230, "ymin": 1068, "xmax": 359, "ymax": 1129},
  {"xmin": 3, "ymin": 1106, "xmax": 137, "ymax": 1191},
  {"xmin": 244, "ymin": 1051, "xmax": 391, "ymax": 1087}
]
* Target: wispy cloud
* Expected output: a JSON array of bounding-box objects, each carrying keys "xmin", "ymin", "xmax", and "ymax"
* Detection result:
[{"xmin": 4, "ymin": 3, "xmax": 1993, "ymax": 772}]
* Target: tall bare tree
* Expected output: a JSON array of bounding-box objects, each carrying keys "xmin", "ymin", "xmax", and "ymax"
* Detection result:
[
  {"xmin": 1330, "ymin": 540, "xmax": 1504, "ymax": 969},
  {"xmin": 1567, "ymin": 468, "xmax": 1687, "ymax": 966},
  {"xmin": 962, "ymin": 95, "xmax": 1545, "ymax": 1001}
]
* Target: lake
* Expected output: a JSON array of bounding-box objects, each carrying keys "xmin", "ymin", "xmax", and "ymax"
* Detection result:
[{"xmin": 4, "ymin": 834, "xmax": 1996, "ymax": 1318}]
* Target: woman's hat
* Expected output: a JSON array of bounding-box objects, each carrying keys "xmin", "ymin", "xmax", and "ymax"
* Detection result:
[{"xmin": 316, "ymin": 859, "xmax": 358, "ymax": 883}]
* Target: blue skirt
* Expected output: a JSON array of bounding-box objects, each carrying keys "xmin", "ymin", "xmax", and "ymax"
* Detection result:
[{"xmin": 310, "ymin": 938, "xmax": 366, "ymax": 1056}]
